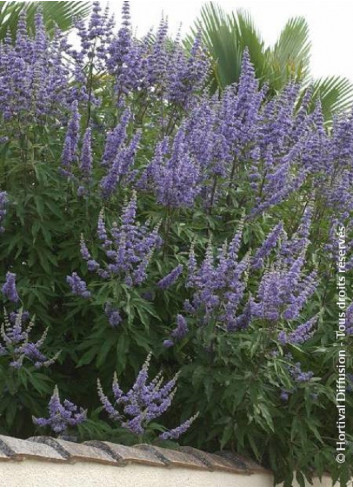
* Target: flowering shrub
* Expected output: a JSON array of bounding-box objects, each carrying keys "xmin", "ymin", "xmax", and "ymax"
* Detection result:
[
  {"xmin": 97, "ymin": 353, "xmax": 198, "ymax": 440},
  {"xmin": 0, "ymin": 1, "xmax": 352, "ymax": 485}
]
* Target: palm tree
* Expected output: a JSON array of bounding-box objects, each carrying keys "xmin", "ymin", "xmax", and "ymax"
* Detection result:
[
  {"xmin": 0, "ymin": 1, "xmax": 91, "ymax": 39},
  {"xmin": 190, "ymin": 2, "xmax": 353, "ymax": 121}
]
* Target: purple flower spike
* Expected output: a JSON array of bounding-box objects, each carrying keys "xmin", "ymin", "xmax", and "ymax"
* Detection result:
[
  {"xmin": 279, "ymin": 315, "xmax": 319, "ymax": 345},
  {"xmin": 0, "ymin": 309, "xmax": 60, "ymax": 369},
  {"xmin": 33, "ymin": 386, "xmax": 87, "ymax": 434},
  {"xmin": 60, "ymin": 101, "xmax": 81, "ymax": 176},
  {"xmin": 66, "ymin": 273, "xmax": 91, "ymax": 298},
  {"xmin": 0, "ymin": 191, "xmax": 8, "ymax": 233},
  {"xmin": 252, "ymin": 222, "xmax": 283, "ymax": 269},
  {"xmin": 280, "ymin": 391, "xmax": 289, "ymax": 402},
  {"xmin": 2, "ymin": 272, "xmax": 20, "ymax": 303},
  {"xmin": 104, "ymin": 303, "xmax": 122, "ymax": 327},
  {"xmin": 157, "ymin": 265, "xmax": 183, "ymax": 289},
  {"xmin": 98, "ymin": 355, "xmax": 195, "ymax": 439},
  {"xmin": 78, "ymin": 127, "xmax": 93, "ymax": 194},
  {"xmin": 289, "ymin": 362, "xmax": 314, "ymax": 383},
  {"xmin": 79, "ymin": 193, "xmax": 162, "ymax": 288},
  {"xmin": 159, "ymin": 413, "xmax": 199, "ymax": 440}
]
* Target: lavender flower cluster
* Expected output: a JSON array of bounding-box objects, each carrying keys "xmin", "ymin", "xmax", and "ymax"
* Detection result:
[
  {"xmin": 3, "ymin": 2, "xmax": 351, "ymax": 230},
  {"xmin": 67, "ymin": 192, "xmax": 162, "ymax": 326},
  {"xmin": 163, "ymin": 314, "xmax": 189, "ymax": 348},
  {"xmin": 2, "ymin": 272, "xmax": 19, "ymax": 303},
  {"xmin": 0, "ymin": 191, "xmax": 8, "ymax": 233},
  {"xmin": 251, "ymin": 262, "xmax": 317, "ymax": 323},
  {"xmin": 105, "ymin": 2, "xmax": 209, "ymax": 107},
  {"xmin": 278, "ymin": 315, "xmax": 319, "ymax": 345},
  {"xmin": 99, "ymin": 112, "xmax": 141, "ymax": 199},
  {"xmin": 138, "ymin": 129, "xmax": 202, "ymax": 208},
  {"xmin": 66, "ymin": 272, "xmax": 91, "ymax": 299},
  {"xmin": 60, "ymin": 103, "xmax": 141, "ymax": 196},
  {"xmin": 85, "ymin": 192, "xmax": 162, "ymax": 285},
  {"xmin": 251, "ymin": 213, "xmax": 318, "ymax": 322},
  {"xmin": 0, "ymin": 309, "xmax": 59, "ymax": 369},
  {"xmin": 279, "ymin": 353, "xmax": 315, "ymax": 402},
  {"xmin": 0, "ymin": 0, "xmax": 207, "ymax": 126},
  {"xmin": 98, "ymin": 353, "xmax": 198, "ymax": 439},
  {"xmin": 157, "ymin": 264, "xmax": 183, "ymax": 290},
  {"xmin": 0, "ymin": 273, "xmax": 59, "ymax": 369},
  {"xmin": 136, "ymin": 50, "xmax": 353, "ymax": 219},
  {"xmin": 183, "ymin": 224, "xmax": 250, "ymax": 332},
  {"xmin": 33, "ymin": 386, "xmax": 86, "ymax": 434},
  {"xmin": 166, "ymin": 212, "xmax": 321, "ymax": 351},
  {"xmin": 0, "ymin": 12, "xmax": 74, "ymax": 126}
]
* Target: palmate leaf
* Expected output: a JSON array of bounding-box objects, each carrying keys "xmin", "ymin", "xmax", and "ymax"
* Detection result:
[
  {"xmin": 308, "ymin": 76, "xmax": 353, "ymax": 121},
  {"xmin": 189, "ymin": 2, "xmax": 266, "ymax": 92},
  {"xmin": 0, "ymin": 1, "xmax": 91, "ymax": 40},
  {"xmin": 190, "ymin": 2, "xmax": 310, "ymax": 94},
  {"xmin": 265, "ymin": 16, "xmax": 311, "ymax": 93},
  {"xmin": 232, "ymin": 9, "xmax": 268, "ymax": 82},
  {"xmin": 189, "ymin": 2, "xmax": 353, "ymax": 119}
]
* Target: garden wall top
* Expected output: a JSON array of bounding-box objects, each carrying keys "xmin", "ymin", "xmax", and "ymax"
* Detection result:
[{"xmin": 0, "ymin": 434, "xmax": 269, "ymax": 475}]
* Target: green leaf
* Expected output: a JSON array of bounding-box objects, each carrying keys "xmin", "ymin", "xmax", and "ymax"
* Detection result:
[{"xmin": 0, "ymin": 1, "xmax": 91, "ymax": 40}]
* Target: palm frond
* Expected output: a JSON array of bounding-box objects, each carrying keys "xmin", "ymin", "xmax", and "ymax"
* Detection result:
[
  {"xmin": 189, "ymin": 2, "xmax": 267, "ymax": 93},
  {"xmin": 265, "ymin": 17, "xmax": 311, "ymax": 92},
  {"xmin": 232, "ymin": 9, "xmax": 267, "ymax": 82},
  {"xmin": 0, "ymin": 1, "xmax": 91, "ymax": 40},
  {"xmin": 309, "ymin": 76, "xmax": 353, "ymax": 121}
]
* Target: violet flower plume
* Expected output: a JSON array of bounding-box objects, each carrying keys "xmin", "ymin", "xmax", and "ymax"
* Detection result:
[
  {"xmin": 81, "ymin": 192, "xmax": 162, "ymax": 287},
  {"xmin": 163, "ymin": 314, "xmax": 189, "ymax": 347},
  {"xmin": 159, "ymin": 412, "xmax": 199, "ymax": 440},
  {"xmin": 289, "ymin": 362, "xmax": 314, "ymax": 383},
  {"xmin": 33, "ymin": 385, "xmax": 87, "ymax": 434},
  {"xmin": 252, "ymin": 222, "xmax": 283, "ymax": 269},
  {"xmin": 104, "ymin": 302, "xmax": 122, "ymax": 327},
  {"xmin": 60, "ymin": 100, "xmax": 81, "ymax": 177},
  {"xmin": 184, "ymin": 228, "xmax": 249, "ymax": 332},
  {"xmin": 157, "ymin": 264, "xmax": 183, "ymax": 289},
  {"xmin": 0, "ymin": 309, "xmax": 60, "ymax": 369},
  {"xmin": 2, "ymin": 272, "xmax": 20, "ymax": 303},
  {"xmin": 98, "ymin": 354, "xmax": 196, "ymax": 439},
  {"xmin": 66, "ymin": 273, "xmax": 91, "ymax": 298},
  {"xmin": 278, "ymin": 314, "xmax": 319, "ymax": 345},
  {"xmin": 347, "ymin": 302, "xmax": 353, "ymax": 335},
  {"xmin": 78, "ymin": 127, "xmax": 93, "ymax": 195},
  {"xmin": 0, "ymin": 191, "xmax": 8, "ymax": 233}
]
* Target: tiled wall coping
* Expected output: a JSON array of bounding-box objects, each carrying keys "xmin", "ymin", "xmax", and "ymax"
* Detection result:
[
  {"xmin": 0, "ymin": 435, "xmax": 345, "ymax": 487},
  {"xmin": 0, "ymin": 434, "xmax": 274, "ymax": 486}
]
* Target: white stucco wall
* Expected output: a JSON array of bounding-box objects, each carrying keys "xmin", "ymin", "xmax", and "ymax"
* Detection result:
[
  {"xmin": 0, "ymin": 460, "xmax": 274, "ymax": 487},
  {"xmin": 0, "ymin": 460, "xmax": 349, "ymax": 487}
]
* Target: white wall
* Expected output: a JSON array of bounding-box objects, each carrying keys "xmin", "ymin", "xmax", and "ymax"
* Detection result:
[
  {"xmin": 0, "ymin": 459, "xmax": 349, "ymax": 487},
  {"xmin": 0, "ymin": 459, "xmax": 274, "ymax": 487}
]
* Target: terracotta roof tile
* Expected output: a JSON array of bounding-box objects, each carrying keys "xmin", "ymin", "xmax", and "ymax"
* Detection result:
[
  {"xmin": 28, "ymin": 437, "xmax": 117, "ymax": 465},
  {"xmin": 0, "ymin": 434, "xmax": 266, "ymax": 476},
  {"xmin": 177, "ymin": 446, "xmax": 252, "ymax": 474},
  {"xmin": 135, "ymin": 444, "xmax": 209, "ymax": 470},
  {"xmin": 0, "ymin": 445, "xmax": 10, "ymax": 460},
  {"xmin": 84, "ymin": 440, "xmax": 167, "ymax": 467},
  {"xmin": 217, "ymin": 450, "xmax": 271, "ymax": 474},
  {"xmin": 0, "ymin": 435, "xmax": 65, "ymax": 462}
]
